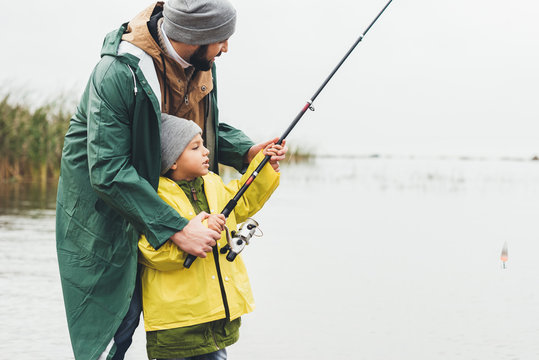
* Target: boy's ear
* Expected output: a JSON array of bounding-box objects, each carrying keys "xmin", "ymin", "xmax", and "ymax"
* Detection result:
[{"xmin": 170, "ymin": 162, "xmax": 178, "ymax": 170}]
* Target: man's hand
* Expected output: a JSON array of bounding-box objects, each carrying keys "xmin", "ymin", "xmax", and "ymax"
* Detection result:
[
  {"xmin": 169, "ymin": 212, "xmax": 221, "ymax": 258},
  {"xmin": 245, "ymin": 137, "xmax": 288, "ymax": 171}
]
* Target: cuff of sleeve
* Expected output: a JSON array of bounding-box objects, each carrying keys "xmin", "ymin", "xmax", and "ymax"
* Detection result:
[{"xmin": 145, "ymin": 216, "xmax": 188, "ymax": 250}]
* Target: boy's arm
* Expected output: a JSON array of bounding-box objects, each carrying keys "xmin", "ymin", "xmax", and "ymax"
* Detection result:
[
  {"xmin": 138, "ymin": 212, "xmax": 219, "ymax": 270},
  {"xmin": 223, "ymin": 150, "xmax": 281, "ymax": 224},
  {"xmin": 138, "ymin": 235, "xmax": 186, "ymax": 272}
]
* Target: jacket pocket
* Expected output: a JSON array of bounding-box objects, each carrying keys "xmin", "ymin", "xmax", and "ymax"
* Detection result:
[{"xmin": 56, "ymin": 181, "xmax": 79, "ymax": 217}]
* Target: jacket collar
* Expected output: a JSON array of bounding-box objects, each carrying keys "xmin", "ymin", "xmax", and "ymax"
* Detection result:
[
  {"xmin": 177, "ymin": 177, "xmax": 204, "ymax": 196},
  {"xmin": 118, "ymin": 2, "xmax": 213, "ymax": 114}
]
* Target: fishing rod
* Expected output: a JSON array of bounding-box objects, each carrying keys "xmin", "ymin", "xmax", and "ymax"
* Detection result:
[{"xmin": 184, "ymin": 0, "xmax": 394, "ymax": 268}]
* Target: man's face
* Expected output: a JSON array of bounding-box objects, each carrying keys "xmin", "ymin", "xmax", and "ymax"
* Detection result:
[{"xmin": 189, "ymin": 40, "xmax": 228, "ymax": 71}]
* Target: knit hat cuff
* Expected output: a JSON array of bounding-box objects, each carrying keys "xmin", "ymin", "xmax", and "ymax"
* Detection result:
[
  {"xmin": 163, "ymin": 14, "xmax": 236, "ymax": 45},
  {"xmin": 163, "ymin": 0, "xmax": 237, "ymax": 45}
]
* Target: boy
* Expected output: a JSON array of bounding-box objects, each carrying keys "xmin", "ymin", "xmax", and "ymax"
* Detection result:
[{"xmin": 138, "ymin": 114, "xmax": 284, "ymax": 359}]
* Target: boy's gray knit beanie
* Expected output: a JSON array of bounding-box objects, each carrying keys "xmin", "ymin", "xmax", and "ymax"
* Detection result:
[
  {"xmin": 160, "ymin": 114, "xmax": 202, "ymax": 175},
  {"xmin": 163, "ymin": 0, "xmax": 237, "ymax": 45}
]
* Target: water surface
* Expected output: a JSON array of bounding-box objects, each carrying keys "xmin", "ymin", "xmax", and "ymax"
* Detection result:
[{"xmin": 2, "ymin": 158, "xmax": 539, "ymax": 359}]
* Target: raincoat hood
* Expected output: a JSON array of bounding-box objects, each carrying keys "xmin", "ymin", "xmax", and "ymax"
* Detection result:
[{"xmin": 121, "ymin": 2, "xmax": 164, "ymax": 59}]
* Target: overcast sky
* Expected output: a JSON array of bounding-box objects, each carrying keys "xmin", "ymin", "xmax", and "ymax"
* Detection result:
[{"xmin": 2, "ymin": 0, "xmax": 538, "ymax": 157}]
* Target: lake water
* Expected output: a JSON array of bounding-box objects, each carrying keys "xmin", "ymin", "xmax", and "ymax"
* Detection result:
[{"xmin": 2, "ymin": 157, "xmax": 539, "ymax": 359}]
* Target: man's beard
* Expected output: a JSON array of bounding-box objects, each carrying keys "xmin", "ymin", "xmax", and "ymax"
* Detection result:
[{"xmin": 189, "ymin": 45, "xmax": 220, "ymax": 72}]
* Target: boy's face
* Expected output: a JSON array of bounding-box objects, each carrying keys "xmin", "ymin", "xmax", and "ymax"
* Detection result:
[{"xmin": 168, "ymin": 134, "xmax": 210, "ymax": 181}]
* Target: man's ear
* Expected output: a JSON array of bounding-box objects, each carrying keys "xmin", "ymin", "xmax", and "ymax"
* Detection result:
[{"xmin": 170, "ymin": 162, "xmax": 178, "ymax": 170}]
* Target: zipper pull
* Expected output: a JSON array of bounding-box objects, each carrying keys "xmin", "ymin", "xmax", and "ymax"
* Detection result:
[
  {"xmin": 184, "ymin": 94, "xmax": 189, "ymax": 105},
  {"xmin": 191, "ymin": 187, "xmax": 198, "ymax": 201}
]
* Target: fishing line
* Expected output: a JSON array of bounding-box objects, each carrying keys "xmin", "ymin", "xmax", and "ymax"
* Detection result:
[{"xmin": 184, "ymin": 0, "xmax": 394, "ymax": 268}]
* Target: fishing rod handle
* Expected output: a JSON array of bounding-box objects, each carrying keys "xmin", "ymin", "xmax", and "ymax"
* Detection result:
[
  {"xmin": 182, "ymin": 155, "xmax": 273, "ymax": 268},
  {"xmin": 182, "ymin": 198, "xmax": 238, "ymax": 268},
  {"xmin": 184, "ymin": 253, "xmax": 197, "ymax": 268}
]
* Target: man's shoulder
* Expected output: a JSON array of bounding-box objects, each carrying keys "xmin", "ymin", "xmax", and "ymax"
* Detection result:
[{"xmin": 92, "ymin": 55, "xmax": 131, "ymax": 83}]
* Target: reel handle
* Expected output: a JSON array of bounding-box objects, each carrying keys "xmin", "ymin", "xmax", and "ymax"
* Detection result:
[{"xmin": 226, "ymin": 251, "xmax": 238, "ymax": 262}]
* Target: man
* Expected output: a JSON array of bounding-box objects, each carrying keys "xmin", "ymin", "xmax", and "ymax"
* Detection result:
[{"xmin": 56, "ymin": 1, "xmax": 286, "ymax": 359}]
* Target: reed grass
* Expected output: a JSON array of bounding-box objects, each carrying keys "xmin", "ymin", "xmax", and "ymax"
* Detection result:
[
  {"xmin": 0, "ymin": 93, "xmax": 314, "ymax": 185},
  {"xmin": 0, "ymin": 94, "xmax": 71, "ymax": 184}
]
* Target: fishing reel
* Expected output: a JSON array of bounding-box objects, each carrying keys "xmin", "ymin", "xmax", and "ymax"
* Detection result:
[{"xmin": 220, "ymin": 218, "xmax": 262, "ymax": 262}]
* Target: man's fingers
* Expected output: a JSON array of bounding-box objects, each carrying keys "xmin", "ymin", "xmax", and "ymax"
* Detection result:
[{"xmin": 209, "ymin": 229, "xmax": 221, "ymax": 240}]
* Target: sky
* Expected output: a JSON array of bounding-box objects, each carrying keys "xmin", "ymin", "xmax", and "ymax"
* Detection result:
[{"xmin": 1, "ymin": 0, "xmax": 538, "ymax": 157}]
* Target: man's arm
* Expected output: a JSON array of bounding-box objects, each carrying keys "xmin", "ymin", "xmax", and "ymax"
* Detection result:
[
  {"xmin": 217, "ymin": 122, "xmax": 255, "ymax": 172},
  {"xmin": 86, "ymin": 58, "xmax": 186, "ymax": 249},
  {"xmin": 138, "ymin": 212, "xmax": 220, "ymax": 271}
]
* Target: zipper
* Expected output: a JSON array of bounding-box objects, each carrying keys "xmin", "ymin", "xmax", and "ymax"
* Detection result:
[
  {"xmin": 178, "ymin": 180, "xmax": 231, "ymax": 322},
  {"xmin": 190, "ymin": 187, "xmax": 202, "ymax": 214}
]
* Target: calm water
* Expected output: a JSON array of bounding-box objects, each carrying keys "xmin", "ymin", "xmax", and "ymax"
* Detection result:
[{"xmin": 2, "ymin": 157, "xmax": 539, "ymax": 359}]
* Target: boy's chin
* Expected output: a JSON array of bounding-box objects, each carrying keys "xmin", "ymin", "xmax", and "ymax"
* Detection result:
[{"xmin": 199, "ymin": 168, "xmax": 210, "ymax": 176}]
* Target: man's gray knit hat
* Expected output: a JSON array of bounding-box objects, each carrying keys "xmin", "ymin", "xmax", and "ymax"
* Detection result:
[
  {"xmin": 163, "ymin": 0, "xmax": 237, "ymax": 45},
  {"xmin": 160, "ymin": 114, "xmax": 202, "ymax": 175}
]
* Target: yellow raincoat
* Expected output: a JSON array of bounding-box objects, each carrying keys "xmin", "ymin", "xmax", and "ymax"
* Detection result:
[{"xmin": 138, "ymin": 151, "xmax": 279, "ymax": 331}]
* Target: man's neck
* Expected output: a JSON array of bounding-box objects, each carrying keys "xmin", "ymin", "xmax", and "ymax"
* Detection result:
[{"xmin": 160, "ymin": 21, "xmax": 195, "ymax": 69}]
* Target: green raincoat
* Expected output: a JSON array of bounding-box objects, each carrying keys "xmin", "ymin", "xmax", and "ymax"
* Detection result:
[{"xmin": 56, "ymin": 24, "xmax": 254, "ymax": 360}]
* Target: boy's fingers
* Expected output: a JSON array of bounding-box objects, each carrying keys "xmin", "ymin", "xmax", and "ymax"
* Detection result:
[{"xmin": 195, "ymin": 211, "xmax": 210, "ymax": 221}]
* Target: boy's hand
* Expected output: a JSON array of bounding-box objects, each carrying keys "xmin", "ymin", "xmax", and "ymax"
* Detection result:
[
  {"xmin": 263, "ymin": 140, "xmax": 287, "ymax": 172},
  {"xmin": 246, "ymin": 137, "xmax": 288, "ymax": 172},
  {"xmin": 169, "ymin": 212, "xmax": 221, "ymax": 258},
  {"xmin": 207, "ymin": 214, "xmax": 226, "ymax": 233}
]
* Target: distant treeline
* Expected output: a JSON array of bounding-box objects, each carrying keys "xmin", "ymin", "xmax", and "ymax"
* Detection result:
[{"xmin": 0, "ymin": 95, "xmax": 71, "ymax": 184}]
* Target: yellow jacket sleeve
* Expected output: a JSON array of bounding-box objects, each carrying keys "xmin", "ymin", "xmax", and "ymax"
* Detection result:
[
  {"xmin": 138, "ymin": 151, "xmax": 279, "ymax": 271},
  {"xmin": 223, "ymin": 151, "xmax": 280, "ymax": 224},
  {"xmin": 138, "ymin": 235, "xmax": 185, "ymax": 272}
]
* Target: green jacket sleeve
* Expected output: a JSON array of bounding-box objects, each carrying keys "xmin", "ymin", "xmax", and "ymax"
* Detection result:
[
  {"xmin": 86, "ymin": 58, "xmax": 187, "ymax": 249},
  {"xmin": 217, "ymin": 122, "xmax": 255, "ymax": 172}
]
